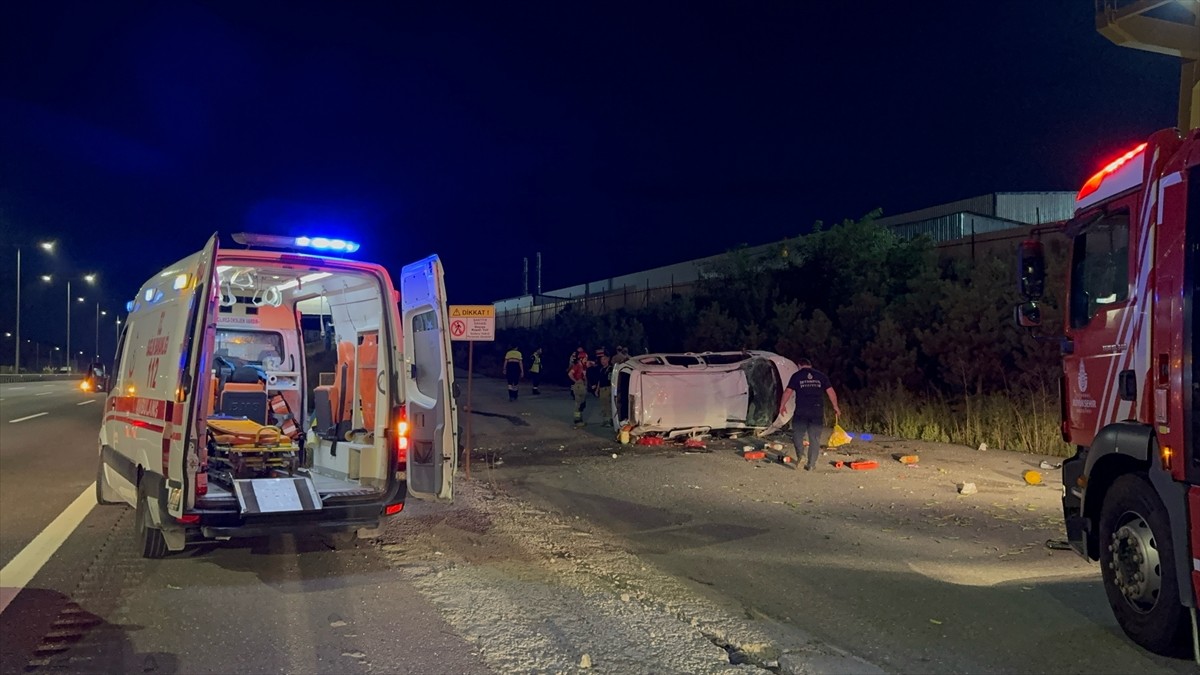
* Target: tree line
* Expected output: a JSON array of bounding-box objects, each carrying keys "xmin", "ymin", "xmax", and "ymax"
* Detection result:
[{"xmin": 464, "ymin": 211, "xmax": 1071, "ymax": 455}]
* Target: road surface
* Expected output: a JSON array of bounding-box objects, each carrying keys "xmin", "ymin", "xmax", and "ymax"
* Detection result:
[{"xmin": 0, "ymin": 381, "xmax": 489, "ymax": 674}]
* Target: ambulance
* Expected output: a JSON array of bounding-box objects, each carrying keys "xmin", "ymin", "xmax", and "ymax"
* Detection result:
[{"xmin": 96, "ymin": 233, "xmax": 457, "ymax": 557}]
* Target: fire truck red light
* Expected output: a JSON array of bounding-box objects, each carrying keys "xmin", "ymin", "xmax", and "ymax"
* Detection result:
[{"xmin": 1076, "ymin": 142, "xmax": 1148, "ymax": 201}]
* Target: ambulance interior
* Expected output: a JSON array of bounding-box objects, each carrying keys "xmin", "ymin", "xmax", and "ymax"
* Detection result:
[{"xmin": 200, "ymin": 263, "xmax": 394, "ymax": 503}]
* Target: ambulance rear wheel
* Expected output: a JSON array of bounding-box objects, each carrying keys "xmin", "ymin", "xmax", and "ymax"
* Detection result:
[
  {"xmin": 134, "ymin": 490, "xmax": 169, "ymax": 559},
  {"xmin": 1097, "ymin": 474, "xmax": 1189, "ymax": 656}
]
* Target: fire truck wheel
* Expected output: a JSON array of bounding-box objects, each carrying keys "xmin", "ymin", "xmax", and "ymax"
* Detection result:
[
  {"xmin": 1097, "ymin": 474, "xmax": 1189, "ymax": 656},
  {"xmin": 134, "ymin": 490, "xmax": 169, "ymax": 559}
]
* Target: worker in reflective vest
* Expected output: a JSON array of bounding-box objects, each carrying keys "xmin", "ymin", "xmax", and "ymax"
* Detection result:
[
  {"xmin": 503, "ymin": 346, "xmax": 524, "ymax": 402},
  {"xmin": 529, "ymin": 348, "xmax": 542, "ymax": 395}
]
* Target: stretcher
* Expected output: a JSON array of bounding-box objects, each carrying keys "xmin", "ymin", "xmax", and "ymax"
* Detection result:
[{"xmin": 206, "ymin": 418, "xmax": 299, "ymax": 485}]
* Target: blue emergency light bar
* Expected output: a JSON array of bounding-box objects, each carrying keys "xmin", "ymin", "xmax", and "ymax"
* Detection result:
[
  {"xmin": 294, "ymin": 236, "xmax": 360, "ymax": 253},
  {"xmin": 231, "ymin": 232, "xmax": 360, "ymax": 254}
]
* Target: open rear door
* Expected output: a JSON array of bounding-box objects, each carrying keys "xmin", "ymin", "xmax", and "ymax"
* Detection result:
[
  {"xmin": 169, "ymin": 233, "xmax": 220, "ymax": 518},
  {"xmin": 400, "ymin": 255, "xmax": 458, "ymax": 500}
]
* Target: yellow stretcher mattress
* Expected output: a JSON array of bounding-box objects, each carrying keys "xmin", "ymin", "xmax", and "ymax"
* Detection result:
[{"xmin": 206, "ymin": 419, "xmax": 295, "ymax": 451}]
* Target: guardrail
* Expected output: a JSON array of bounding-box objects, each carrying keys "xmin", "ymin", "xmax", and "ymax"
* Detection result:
[{"xmin": 0, "ymin": 374, "xmax": 82, "ymax": 384}]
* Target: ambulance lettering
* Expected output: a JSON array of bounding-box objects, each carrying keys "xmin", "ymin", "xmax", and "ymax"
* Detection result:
[
  {"xmin": 146, "ymin": 310, "xmax": 168, "ymax": 389},
  {"xmin": 134, "ymin": 397, "xmax": 163, "ymax": 420}
]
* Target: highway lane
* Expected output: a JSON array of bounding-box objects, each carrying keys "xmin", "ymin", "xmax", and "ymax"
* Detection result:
[
  {"xmin": 0, "ymin": 382, "xmax": 105, "ymax": 569},
  {"xmin": 0, "ymin": 380, "xmax": 492, "ymax": 673}
]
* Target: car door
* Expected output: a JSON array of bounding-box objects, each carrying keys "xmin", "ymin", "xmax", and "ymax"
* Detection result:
[{"xmin": 400, "ymin": 255, "xmax": 458, "ymax": 500}]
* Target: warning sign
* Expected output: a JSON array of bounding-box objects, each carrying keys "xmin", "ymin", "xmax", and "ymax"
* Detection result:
[{"xmin": 448, "ymin": 305, "xmax": 495, "ymax": 342}]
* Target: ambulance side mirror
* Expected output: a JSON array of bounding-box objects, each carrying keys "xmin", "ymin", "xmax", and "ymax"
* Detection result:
[{"xmin": 1017, "ymin": 240, "xmax": 1045, "ymax": 301}]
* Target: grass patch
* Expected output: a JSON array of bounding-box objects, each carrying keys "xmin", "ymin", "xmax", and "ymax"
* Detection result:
[{"xmin": 840, "ymin": 384, "xmax": 1069, "ymax": 457}]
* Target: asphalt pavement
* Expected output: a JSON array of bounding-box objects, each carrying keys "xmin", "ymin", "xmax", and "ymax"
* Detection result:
[
  {"xmin": 0, "ymin": 380, "xmax": 492, "ymax": 674},
  {"xmin": 0, "ymin": 381, "xmax": 102, "ymax": 569}
]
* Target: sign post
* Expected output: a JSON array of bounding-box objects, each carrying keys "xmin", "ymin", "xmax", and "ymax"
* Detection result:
[{"xmin": 448, "ymin": 305, "xmax": 495, "ymax": 480}]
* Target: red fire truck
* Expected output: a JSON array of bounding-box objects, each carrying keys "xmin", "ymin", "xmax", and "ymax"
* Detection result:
[{"xmin": 1017, "ymin": 127, "xmax": 1200, "ymax": 659}]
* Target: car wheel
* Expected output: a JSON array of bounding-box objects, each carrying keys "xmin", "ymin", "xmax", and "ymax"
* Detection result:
[
  {"xmin": 1097, "ymin": 473, "xmax": 1189, "ymax": 656},
  {"xmin": 134, "ymin": 489, "xmax": 169, "ymax": 559}
]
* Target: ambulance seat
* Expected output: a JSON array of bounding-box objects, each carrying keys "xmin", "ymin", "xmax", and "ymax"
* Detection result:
[
  {"xmin": 220, "ymin": 366, "xmax": 268, "ymax": 424},
  {"xmin": 356, "ymin": 332, "xmax": 379, "ymax": 431},
  {"xmin": 325, "ymin": 341, "xmax": 356, "ymax": 438},
  {"xmin": 313, "ymin": 384, "xmax": 334, "ymax": 437}
]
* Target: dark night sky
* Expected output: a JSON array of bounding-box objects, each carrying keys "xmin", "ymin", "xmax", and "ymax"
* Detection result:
[{"xmin": 0, "ymin": 1, "xmax": 1181, "ymax": 363}]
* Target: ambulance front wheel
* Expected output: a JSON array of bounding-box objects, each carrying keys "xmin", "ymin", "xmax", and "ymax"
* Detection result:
[
  {"xmin": 95, "ymin": 456, "xmax": 120, "ymax": 506},
  {"xmin": 134, "ymin": 489, "xmax": 169, "ymax": 559}
]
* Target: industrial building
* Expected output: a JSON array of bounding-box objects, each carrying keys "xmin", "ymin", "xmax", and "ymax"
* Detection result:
[{"xmin": 494, "ymin": 191, "xmax": 1075, "ymax": 329}]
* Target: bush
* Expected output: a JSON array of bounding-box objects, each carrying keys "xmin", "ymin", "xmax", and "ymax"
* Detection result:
[{"xmin": 484, "ymin": 212, "xmax": 1069, "ymax": 455}]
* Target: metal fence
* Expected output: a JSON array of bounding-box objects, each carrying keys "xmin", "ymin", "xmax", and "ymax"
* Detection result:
[
  {"xmin": 0, "ymin": 373, "xmax": 81, "ymax": 384},
  {"xmin": 497, "ymin": 281, "xmax": 699, "ymax": 330}
]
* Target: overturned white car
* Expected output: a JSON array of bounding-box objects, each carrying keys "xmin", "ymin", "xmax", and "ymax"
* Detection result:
[{"xmin": 611, "ymin": 351, "xmax": 798, "ymax": 436}]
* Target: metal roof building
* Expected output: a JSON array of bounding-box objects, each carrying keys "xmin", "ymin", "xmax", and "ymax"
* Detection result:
[
  {"xmin": 494, "ymin": 191, "xmax": 1076, "ymax": 321},
  {"xmin": 876, "ymin": 191, "xmax": 1075, "ymax": 243}
]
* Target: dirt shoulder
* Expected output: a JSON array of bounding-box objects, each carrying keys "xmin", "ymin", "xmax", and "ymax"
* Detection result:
[{"xmin": 446, "ymin": 373, "xmax": 1190, "ymax": 674}]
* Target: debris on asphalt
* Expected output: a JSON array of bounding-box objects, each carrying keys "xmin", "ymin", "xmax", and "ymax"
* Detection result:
[
  {"xmin": 894, "ymin": 453, "xmax": 919, "ymax": 464},
  {"xmin": 958, "ymin": 482, "xmax": 978, "ymax": 495},
  {"xmin": 1039, "ymin": 460, "xmax": 1062, "ymax": 470},
  {"xmin": 977, "ymin": 443, "xmax": 988, "ymax": 452},
  {"xmin": 579, "ymin": 653, "xmax": 592, "ymax": 669},
  {"xmin": 1023, "ymin": 470, "xmax": 1042, "ymax": 485}
]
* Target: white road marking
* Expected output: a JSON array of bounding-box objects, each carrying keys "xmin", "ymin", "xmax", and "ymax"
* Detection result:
[
  {"xmin": 8, "ymin": 413, "xmax": 48, "ymax": 423},
  {"xmin": 7, "ymin": 387, "xmax": 26, "ymax": 390},
  {"xmin": 35, "ymin": 392, "xmax": 52, "ymax": 397},
  {"xmin": 76, "ymin": 400, "xmax": 96, "ymax": 406},
  {"xmin": 0, "ymin": 484, "xmax": 97, "ymax": 616}
]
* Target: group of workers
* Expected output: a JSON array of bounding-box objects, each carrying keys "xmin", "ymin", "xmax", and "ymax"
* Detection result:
[{"xmin": 501, "ymin": 345, "xmax": 631, "ymax": 428}]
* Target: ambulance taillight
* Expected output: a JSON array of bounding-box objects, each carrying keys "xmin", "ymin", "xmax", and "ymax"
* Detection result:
[{"xmin": 391, "ymin": 406, "xmax": 409, "ymax": 466}]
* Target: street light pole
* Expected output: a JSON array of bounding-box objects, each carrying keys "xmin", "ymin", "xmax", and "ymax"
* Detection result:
[
  {"xmin": 95, "ymin": 302, "xmax": 100, "ymax": 361},
  {"xmin": 14, "ymin": 247, "xmax": 19, "ymax": 374},
  {"xmin": 66, "ymin": 280, "xmax": 71, "ymax": 373}
]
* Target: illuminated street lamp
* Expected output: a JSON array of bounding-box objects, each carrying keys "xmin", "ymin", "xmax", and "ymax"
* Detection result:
[
  {"xmin": 43, "ymin": 272, "xmax": 97, "ymax": 373},
  {"xmin": 95, "ymin": 307, "xmax": 108, "ymax": 360},
  {"xmin": 12, "ymin": 241, "xmax": 55, "ymax": 374}
]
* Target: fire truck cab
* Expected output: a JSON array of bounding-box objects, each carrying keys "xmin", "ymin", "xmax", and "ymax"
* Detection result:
[
  {"xmin": 1018, "ymin": 128, "xmax": 1200, "ymax": 658},
  {"xmin": 96, "ymin": 233, "xmax": 457, "ymax": 557}
]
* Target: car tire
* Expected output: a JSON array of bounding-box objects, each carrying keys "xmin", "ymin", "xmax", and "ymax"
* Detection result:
[
  {"xmin": 134, "ymin": 489, "xmax": 169, "ymax": 559},
  {"xmin": 96, "ymin": 458, "xmax": 120, "ymax": 506},
  {"xmin": 1097, "ymin": 473, "xmax": 1189, "ymax": 656}
]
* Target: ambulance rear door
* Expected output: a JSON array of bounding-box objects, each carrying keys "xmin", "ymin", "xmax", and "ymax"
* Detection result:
[
  {"xmin": 168, "ymin": 233, "xmax": 220, "ymax": 517},
  {"xmin": 399, "ymin": 255, "xmax": 458, "ymax": 500}
]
